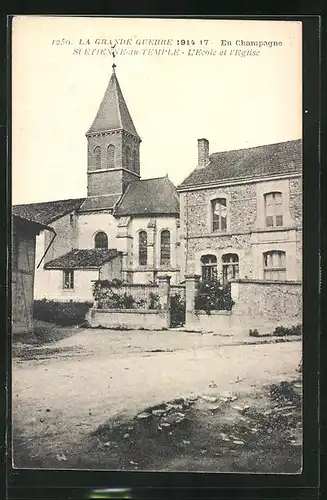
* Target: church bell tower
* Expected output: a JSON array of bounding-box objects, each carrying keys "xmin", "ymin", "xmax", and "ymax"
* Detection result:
[{"xmin": 84, "ymin": 64, "xmax": 141, "ymax": 209}]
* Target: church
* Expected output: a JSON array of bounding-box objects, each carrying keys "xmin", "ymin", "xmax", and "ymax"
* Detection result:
[{"xmin": 13, "ymin": 64, "xmax": 181, "ymax": 302}]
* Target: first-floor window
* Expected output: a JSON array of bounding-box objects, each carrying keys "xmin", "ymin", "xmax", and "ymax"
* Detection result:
[
  {"xmin": 211, "ymin": 198, "xmax": 227, "ymax": 232},
  {"xmin": 63, "ymin": 270, "xmax": 74, "ymax": 289},
  {"xmin": 160, "ymin": 230, "xmax": 171, "ymax": 266},
  {"xmin": 138, "ymin": 230, "xmax": 148, "ymax": 265},
  {"xmin": 222, "ymin": 253, "xmax": 239, "ymax": 284},
  {"xmin": 263, "ymin": 251, "xmax": 286, "ymax": 280},
  {"xmin": 201, "ymin": 254, "xmax": 217, "ymax": 282}
]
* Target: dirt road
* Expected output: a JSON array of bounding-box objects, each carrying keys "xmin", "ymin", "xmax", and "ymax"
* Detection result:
[{"xmin": 12, "ymin": 329, "xmax": 301, "ymax": 468}]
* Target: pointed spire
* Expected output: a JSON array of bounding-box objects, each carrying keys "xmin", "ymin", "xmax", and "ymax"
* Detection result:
[{"xmin": 87, "ymin": 66, "xmax": 140, "ymax": 139}]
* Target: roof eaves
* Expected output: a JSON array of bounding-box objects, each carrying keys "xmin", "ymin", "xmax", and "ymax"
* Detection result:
[
  {"xmin": 13, "ymin": 214, "xmax": 55, "ymax": 233},
  {"xmin": 177, "ymin": 171, "xmax": 302, "ymax": 191}
]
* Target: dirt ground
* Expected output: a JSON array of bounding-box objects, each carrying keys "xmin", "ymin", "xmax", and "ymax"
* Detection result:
[{"xmin": 12, "ymin": 327, "xmax": 302, "ymax": 472}]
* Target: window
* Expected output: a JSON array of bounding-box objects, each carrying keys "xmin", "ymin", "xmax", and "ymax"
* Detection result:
[
  {"xmin": 94, "ymin": 231, "xmax": 108, "ymax": 249},
  {"xmin": 138, "ymin": 230, "xmax": 147, "ymax": 265},
  {"xmin": 107, "ymin": 144, "xmax": 115, "ymax": 169},
  {"xmin": 125, "ymin": 146, "xmax": 130, "ymax": 169},
  {"xmin": 133, "ymin": 150, "xmax": 137, "ymax": 171},
  {"xmin": 211, "ymin": 198, "xmax": 227, "ymax": 232},
  {"xmin": 264, "ymin": 192, "xmax": 283, "ymax": 227},
  {"xmin": 94, "ymin": 146, "xmax": 101, "ymax": 169},
  {"xmin": 201, "ymin": 254, "xmax": 217, "ymax": 281},
  {"xmin": 222, "ymin": 253, "xmax": 239, "ymax": 285},
  {"xmin": 160, "ymin": 230, "xmax": 171, "ymax": 266},
  {"xmin": 263, "ymin": 251, "xmax": 286, "ymax": 280},
  {"xmin": 63, "ymin": 270, "xmax": 74, "ymax": 289}
]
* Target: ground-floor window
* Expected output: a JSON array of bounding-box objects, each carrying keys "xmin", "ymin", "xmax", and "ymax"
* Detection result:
[
  {"xmin": 201, "ymin": 254, "xmax": 217, "ymax": 281},
  {"xmin": 222, "ymin": 253, "xmax": 239, "ymax": 285},
  {"xmin": 263, "ymin": 250, "xmax": 286, "ymax": 280},
  {"xmin": 63, "ymin": 270, "xmax": 74, "ymax": 289}
]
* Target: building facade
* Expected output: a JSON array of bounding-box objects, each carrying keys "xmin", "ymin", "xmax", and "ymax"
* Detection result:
[{"xmin": 178, "ymin": 138, "xmax": 302, "ymax": 285}]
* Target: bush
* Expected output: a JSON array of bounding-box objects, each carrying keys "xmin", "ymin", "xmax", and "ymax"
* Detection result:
[
  {"xmin": 273, "ymin": 324, "xmax": 302, "ymax": 337},
  {"xmin": 33, "ymin": 299, "xmax": 93, "ymax": 326},
  {"xmin": 249, "ymin": 329, "xmax": 260, "ymax": 337},
  {"xmin": 195, "ymin": 279, "xmax": 234, "ymax": 314}
]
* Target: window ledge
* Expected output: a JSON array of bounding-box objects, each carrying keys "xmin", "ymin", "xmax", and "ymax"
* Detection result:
[{"xmin": 251, "ymin": 225, "xmax": 299, "ymax": 233}]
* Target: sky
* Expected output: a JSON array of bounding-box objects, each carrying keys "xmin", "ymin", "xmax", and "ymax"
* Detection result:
[{"xmin": 12, "ymin": 17, "xmax": 302, "ymax": 205}]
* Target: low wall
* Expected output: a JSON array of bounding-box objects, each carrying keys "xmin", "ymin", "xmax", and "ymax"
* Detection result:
[
  {"xmin": 185, "ymin": 310, "xmax": 233, "ymax": 333},
  {"xmin": 185, "ymin": 279, "xmax": 302, "ymax": 336},
  {"xmin": 87, "ymin": 308, "xmax": 170, "ymax": 330}
]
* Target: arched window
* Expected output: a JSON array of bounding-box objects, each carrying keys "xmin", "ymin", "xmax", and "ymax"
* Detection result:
[
  {"xmin": 107, "ymin": 144, "xmax": 115, "ymax": 169},
  {"xmin": 263, "ymin": 250, "xmax": 286, "ymax": 280},
  {"xmin": 94, "ymin": 231, "xmax": 108, "ymax": 249},
  {"xmin": 138, "ymin": 231, "xmax": 147, "ymax": 266},
  {"xmin": 160, "ymin": 230, "xmax": 171, "ymax": 266},
  {"xmin": 201, "ymin": 254, "xmax": 217, "ymax": 282},
  {"xmin": 125, "ymin": 145, "xmax": 130, "ymax": 169},
  {"xmin": 222, "ymin": 253, "xmax": 239, "ymax": 284},
  {"xmin": 133, "ymin": 150, "xmax": 137, "ymax": 171},
  {"xmin": 94, "ymin": 146, "xmax": 101, "ymax": 170},
  {"xmin": 264, "ymin": 192, "xmax": 284, "ymax": 227},
  {"xmin": 211, "ymin": 198, "xmax": 227, "ymax": 232}
]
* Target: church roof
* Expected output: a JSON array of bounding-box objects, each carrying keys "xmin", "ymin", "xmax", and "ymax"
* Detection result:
[
  {"xmin": 12, "ymin": 198, "xmax": 86, "ymax": 225},
  {"xmin": 79, "ymin": 194, "xmax": 121, "ymax": 212},
  {"xmin": 115, "ymin": 176, "xmax": 179, "ymax": 216},
  {"xmin": 87, "ymin": 68, "xmax": 140, "ymax": 139},
  {"xmin": 178, "ymin": 139, "xmax": 302, "ymax": 189},
  {"xmin": 44, "ymin": 248, "xmax": 122, "ymax": 269}
]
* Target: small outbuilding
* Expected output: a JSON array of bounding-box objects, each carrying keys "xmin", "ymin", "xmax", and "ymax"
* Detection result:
[{"xmin": 12, "ymin": 212, "xmax": 56, "ymax": 335}]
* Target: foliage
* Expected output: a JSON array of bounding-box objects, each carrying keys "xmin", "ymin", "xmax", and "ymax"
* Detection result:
[
  {"xmin": 33, "ymin": 299, "xmax": 93, "ymax": 326},
  {"xmin": 92, "ymin": 280, "xmax": 160, "ymax": 310},
  {"xmin": 170, "ymin": 292, "xmax": 186, "ymax": 327},
  {"xmin": 149, "ymin": 292, "xmax": 161, "ymax": 310},
  {"xmin": 249, "ymin": 329, "xmax": 260, "ymax": 337},
  {"xmin": 273, "ymin": 324, "xmax": 302, "ymax": 337},
  {"xmin": 195, "ymin": 279, "xmax": 234, "ymax": 314}
]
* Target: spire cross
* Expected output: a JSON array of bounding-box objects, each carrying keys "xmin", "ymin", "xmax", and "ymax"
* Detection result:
[{"xmin": 111, "ymin": 44, "xmax": 117, "ymax": 72}]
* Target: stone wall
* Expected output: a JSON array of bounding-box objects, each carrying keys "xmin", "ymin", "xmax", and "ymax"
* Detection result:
[
  {"xmin": 87, "ymin": 308, "xmax": 170, "ymax": 330},
  {"xmin": 87, "ymin": 275, "xmax": 171, "ymax": 330},
  {"xmin": 184, "ymin": 275, "xmax": 302, "ymax": 336}
]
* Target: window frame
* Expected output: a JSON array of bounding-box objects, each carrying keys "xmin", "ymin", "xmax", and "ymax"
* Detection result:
[
  {"xmin": 222, "ymin": 253, "xmax": 239, "ymax": 284},
  {"xmin": 63, "ymin": 269, "xmax": 74, "ymax": 290},
  {"xmin": 93, "ymin": 146, "xmax": 101, "ymax": 170},
  {"xmin": 94, "ymin": 231, "xmax": 108, "ymax": 250},
  {"xmin": 160, "ymin": 229, "xmax": 171, "ymax": 266},
  {"xmin": 107, "ymin": 144, "xmax": 115, "ymax": 169},
  {"xmin": 211, "ymin": 197, "xmax": 228, "ymax": 232},
  {"xmin": 138, "ymin": 230, "xmax": 148, "ymax": 266},
  {"xmin": 201, "ymin": 254, "xmax": 218, "ymax": 282},
  {"xmin": 263, "ymin": 250, "xmax": 286, "ymax": 281},
  {"xmin": 264, "ymin": 191, "xmax": 284, "ymax": 228}
]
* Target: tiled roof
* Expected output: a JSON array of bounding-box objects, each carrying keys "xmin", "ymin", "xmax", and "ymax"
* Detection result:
[
  {"xmin": 13, "ymin": 214, "xmax": 54, "ymax": 233},
  {"xmin": 115, "ymin": 176, "xmax": 179, "ymax": 216},
  {"xmin": 44, "ymin": 248, "xmax": 122, "ymax": 269},
  {"xmin": 87, "ymin": 69, "xmax": 140, "ymax": 139},
  {"xmin": 179, "ymin": 139, "xmax": 302, "ymax": 189},
  {"xmin": 12, "ymin": 198, "xmax": 86, "ymax": 225},
  {"xmin": 79, "ymin": 194, "xmax": 121, "ymax": 212}
]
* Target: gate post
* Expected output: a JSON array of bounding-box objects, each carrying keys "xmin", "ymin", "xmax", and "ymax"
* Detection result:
[
  {"xmin": 185, "ymin": 274, "xmax": 200, "ymax": 324},
  {"xmin": 158, "ymin": 275, "xmax": 171, "ymax": 328}
]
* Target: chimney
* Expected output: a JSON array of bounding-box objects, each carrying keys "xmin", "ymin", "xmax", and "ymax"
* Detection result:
[{"xmin": 197, "ymin": 138, "xmax": 209, "ymax": 168}]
